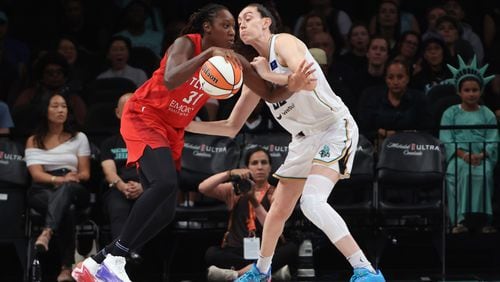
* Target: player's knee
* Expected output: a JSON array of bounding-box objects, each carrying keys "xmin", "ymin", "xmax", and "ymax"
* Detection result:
[
  {"xmin": 300, "ymin": 194, "xmax": 326, "ymax": 228},
  {"xmin": 268, "ymin": 202, "xmax": 294, "ymax": 222},
  {"xmin": 156, "ymin": 174, "xmax": 177, "ymax": 196},
  {"xmin": 300, "ymin": 194, "xmax": 317, "ymax": 210}
]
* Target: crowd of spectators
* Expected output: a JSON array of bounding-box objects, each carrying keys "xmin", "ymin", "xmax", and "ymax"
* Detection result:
[{"xmin": 0, "ymin": 0, "xmax": 499, "ymax": 136}]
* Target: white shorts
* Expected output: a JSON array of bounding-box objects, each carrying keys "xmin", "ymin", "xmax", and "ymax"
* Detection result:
[{"xmin": 274, "ymin": 117, "xmax": 359, "ymax": 179}]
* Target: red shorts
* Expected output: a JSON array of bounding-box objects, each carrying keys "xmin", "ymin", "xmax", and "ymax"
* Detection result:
[{"xmin": 120, "ymin": 100, "xmax": 184, "ymax": 170}]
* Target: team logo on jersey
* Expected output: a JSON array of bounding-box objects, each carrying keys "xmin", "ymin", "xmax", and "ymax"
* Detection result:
[
  {"xmin": 319, "ymin": 145, "xmax": 330, "ymax": 158},
  {"xmin": 270, "ymin": 60, "xmax": 278, "ymax": 70}
]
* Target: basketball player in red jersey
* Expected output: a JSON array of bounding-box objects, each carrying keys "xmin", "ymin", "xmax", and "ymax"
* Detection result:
[{"xmin": 72, "ymin": 4, "xmax": 313, "ymax": 282}]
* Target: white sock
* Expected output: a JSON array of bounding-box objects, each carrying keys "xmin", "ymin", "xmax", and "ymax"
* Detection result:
[
  {"xmin": 347, "ymin": 250, "xmax": 375, "ymax": 273},
  {"xmin": 256, "ymin": 253, "xmax": 273, "ymax": 273}
]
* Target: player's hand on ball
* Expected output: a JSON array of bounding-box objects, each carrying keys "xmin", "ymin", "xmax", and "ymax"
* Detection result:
[
  {"xmin": 288, "ymin": 60, "xmax": 317, "ymax": 92},
  {"xmin": 209, "ymin": 47, "xmax": 241, "ymax": 69}
]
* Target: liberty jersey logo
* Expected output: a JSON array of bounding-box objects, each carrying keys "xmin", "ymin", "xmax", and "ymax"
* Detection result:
[
  {"xmin": 319, "ymin": 145, "xmax": 330, "ymax": 158},
  {"xmin": 270, "ymin": 60, "xmax": 278, "ymax": 70}
]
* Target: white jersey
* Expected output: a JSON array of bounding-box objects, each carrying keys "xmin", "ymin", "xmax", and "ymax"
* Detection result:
[{"xmin": 265, "ymin": 34, "xmax": 350, "ymax": 136}]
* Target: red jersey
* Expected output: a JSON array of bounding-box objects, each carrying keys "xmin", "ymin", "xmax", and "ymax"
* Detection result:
[
  {"xmin": 120, "ymin": 34, "xmax": 209, "ymax": 168},
  {"xmin": 130, "ymin": 33, "xmax": 210, "ymax": 128}
]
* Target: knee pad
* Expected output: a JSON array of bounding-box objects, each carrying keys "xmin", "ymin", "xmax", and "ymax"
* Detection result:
[{"xmin": 300, "ymin": 174, "xmax": 350, "ymax": 243}]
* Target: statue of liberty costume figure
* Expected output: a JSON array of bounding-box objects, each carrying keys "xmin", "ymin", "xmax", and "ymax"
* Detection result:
[{"xmin": 439, "ymin": 55, "xmax": 498, "ymax": 234}]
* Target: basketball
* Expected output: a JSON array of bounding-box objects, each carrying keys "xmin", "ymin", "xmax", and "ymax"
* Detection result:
[{"xmin": 199, "ymin": 55, "xmax": 243, "ymax": 99}]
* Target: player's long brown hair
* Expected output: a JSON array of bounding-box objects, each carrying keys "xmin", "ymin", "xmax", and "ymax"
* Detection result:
[{"xmin": 234, "ymin": 3, "xmax": 283, "ymax": 60}]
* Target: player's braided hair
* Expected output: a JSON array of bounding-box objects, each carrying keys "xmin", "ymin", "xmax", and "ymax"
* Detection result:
[{"xmin": 181, "ymin": 3, "xmax": 228, "ymax": 35}]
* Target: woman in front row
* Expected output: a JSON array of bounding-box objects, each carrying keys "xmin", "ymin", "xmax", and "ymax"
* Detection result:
[{"xmin": 26, "ymin": 93, "xmax": 91, "ymax": 282}]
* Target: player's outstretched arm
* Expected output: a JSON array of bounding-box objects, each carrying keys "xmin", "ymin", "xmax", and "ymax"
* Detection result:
[
  {"xmin": 250, "ymin": 56, "xmax": 288, "ymax": 86},
  {"xmin": 236, "ymin": 53, "xmax": 315, "ymax": 103},
  {"xmin": 186, "ymin": 85, "xmax": 261, "ymax": 138}
]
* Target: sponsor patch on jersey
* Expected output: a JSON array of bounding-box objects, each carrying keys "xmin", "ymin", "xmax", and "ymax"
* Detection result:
[{"xmin": 270, "ymin": 60, "xmax": 278, "ymax": 70}]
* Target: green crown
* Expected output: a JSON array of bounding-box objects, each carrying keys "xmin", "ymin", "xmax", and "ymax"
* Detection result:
[{"xmin": 447, "ymin": 55, "xmax": 495, "ymax": 93}]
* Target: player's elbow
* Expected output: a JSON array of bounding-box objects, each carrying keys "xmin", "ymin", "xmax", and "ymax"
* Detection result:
[
  {"xmin": 198, "ymin": 183, "xmax": 209, "ymax": 195},
  {"xmin": 163, "ymin": 77, "xmax": 177, "ymax": 90},
  {"xmin": 226, "ymin": 128, "xmax": 239, "ymax": 139},
  {"xmin": 263, "ymin": 95, "xmax": 282, "ymax": 104},
  {"xmin": 224, "ymin": 122, "xmax": 241, "ymax": 139}
]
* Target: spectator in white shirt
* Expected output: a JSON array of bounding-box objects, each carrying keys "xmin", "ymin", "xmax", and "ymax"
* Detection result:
[{"xmin": 97, "ymin": 35, "xmax": 147, "ymax": 87}]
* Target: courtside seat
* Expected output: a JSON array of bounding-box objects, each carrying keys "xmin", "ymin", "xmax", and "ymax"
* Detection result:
[
  {"xmin": 129, "ymin": 47, "xmax": 160, "ymax": 78},
  {"xmin": 427, "ymin": 84, "xmax": 461, "ymax": 136},
  {"xmin": 239, "ymin": 132, "xmax": 291, "ymax": 174},
  {"xmin": 0, "ymin": 138, "xmax": 30, "ymax": 281},
  {"xmin": 376, "ymin": 132, "xmax": 444, "ymax": 221},
  {"xmin": 164, "ymin": 133, "xmax": 240, "ymax": 280},
  {"xmin": 374, "ymin": 131, "xmax": 445, "ymax": 268},
  {"xmin": 83, "ymin": 103, "xmax": 119, "ymax": 146},
  {"xmin": 176, "ymin": 133, "xmax": 240, "ymax": 225},
  {"xmin": 329, "ymin": 135, "xmax": 375, "ymax": 225},
  {"xmin": 179, "ymin": 133, "xmax": 241, "ymax": 194},
  {"xmin": 27, "ymin": 143, "xmax": 101, "ymax": 281},
  {"xmin": 83, "ymin": 77, "xmax": 136, "ymax": 105}
]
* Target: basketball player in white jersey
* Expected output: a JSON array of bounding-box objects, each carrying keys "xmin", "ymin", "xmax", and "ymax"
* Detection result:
[{"xmin": 187, "ymin": 3, "xmax": 385, "ymax": 282}]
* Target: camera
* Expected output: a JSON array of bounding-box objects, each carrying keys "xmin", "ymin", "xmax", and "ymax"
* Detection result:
[{"xmin": 230, "ymin": 174, "xmax": 255, "ymax": 195}]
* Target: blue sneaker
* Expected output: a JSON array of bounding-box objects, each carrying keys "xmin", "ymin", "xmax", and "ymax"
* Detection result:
[
  {"xmin": 350, "ymin": 268, "xmax": 385, "ymax": 282},
  {"xmin": 234, "ymin": 263, "xmax": 271, "ymax": 282}
]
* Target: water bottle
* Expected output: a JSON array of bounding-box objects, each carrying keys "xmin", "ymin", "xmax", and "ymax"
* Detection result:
[
  {"xmin": 32, "ymin": 258, "xmax": 42, "ymax": 282},
  {"xmin": 296, "ymin": 239, "xmax": 315, "ymax": 278}
]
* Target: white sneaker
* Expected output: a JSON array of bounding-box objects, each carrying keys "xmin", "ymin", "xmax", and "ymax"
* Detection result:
[
  {"xmin": 207, "ymin": 265, "xmax": 238, "ymax": 281},
  {"xmin": 95, "ymin": 254, "xmax": 131, "ymax": 282},
  {"xmin": 71, "ymin": 257, "xmax": 102, "ymax": 282},
  {"xmin": 272, "ymin": 265, "xmax": 292, "ymax": 281}
]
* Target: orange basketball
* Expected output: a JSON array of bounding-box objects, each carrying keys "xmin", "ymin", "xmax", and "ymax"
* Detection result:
[{"xmin": 199, "ymin": 55, "xmax": 243, "ymax": 99}]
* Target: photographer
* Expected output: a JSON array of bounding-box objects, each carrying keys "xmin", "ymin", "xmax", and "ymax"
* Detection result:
[{"xmin": 199, "ymin": 147, "xmax": 297, "ymax": 281}]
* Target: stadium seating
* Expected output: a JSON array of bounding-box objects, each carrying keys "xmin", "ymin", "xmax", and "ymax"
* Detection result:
[
  {"xmin": 0, "ymin": 138, "xmax": 30, "ymax": 281},
  {"xmin": 83, "ymin": 77, "xmax": 136, "ymax": 105},
  {"xmin": 374, "ymin": 131, "xmax": 445, "ymax": 268},
  {"xmin": 329, "ymin": 134, "xmax": 375, "ymax": 226}
]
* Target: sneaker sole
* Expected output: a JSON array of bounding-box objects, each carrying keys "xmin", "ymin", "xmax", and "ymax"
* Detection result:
[{"xmin": 72, "ymin": 263, "xmax": 99, "ymax": 282}]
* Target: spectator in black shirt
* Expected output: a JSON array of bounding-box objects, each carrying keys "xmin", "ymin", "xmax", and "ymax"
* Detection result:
[
  {"xmin": 358, "ymin": 60, "xmax": 431, "ymax": 146},
  {"xmin": 100, "ymin": 93, "xmax": 143, "ymax": 241}
]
